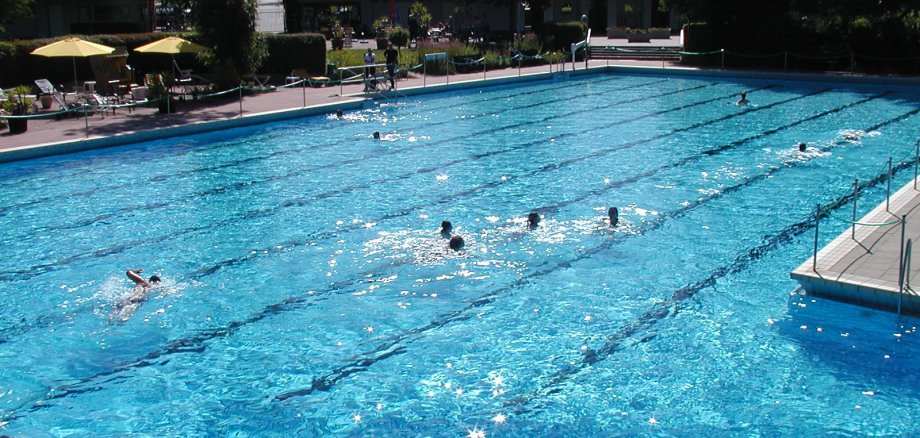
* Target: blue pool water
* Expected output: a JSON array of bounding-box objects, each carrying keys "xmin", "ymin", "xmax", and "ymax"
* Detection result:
[{"xmin": 2, "ymin": 73, "xmax": 920, "ymax": 436}]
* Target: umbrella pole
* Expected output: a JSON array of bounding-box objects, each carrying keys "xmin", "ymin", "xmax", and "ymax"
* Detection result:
[{"xmin": 73, "ymin": 57, "xmax": 78, "ymax": 92}]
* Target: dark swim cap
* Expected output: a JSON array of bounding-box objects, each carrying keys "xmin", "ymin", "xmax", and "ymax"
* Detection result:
[{"xmin": 149, "ymin": 275, "xmax": 161, "ymax": 283}]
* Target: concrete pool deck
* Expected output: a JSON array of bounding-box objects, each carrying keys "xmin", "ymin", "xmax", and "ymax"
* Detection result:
[{"xmin": 791, "ymin": 178, "xmax": 920, "ymax": 316}]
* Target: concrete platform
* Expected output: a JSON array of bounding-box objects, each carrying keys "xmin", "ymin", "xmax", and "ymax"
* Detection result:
[{"xmin": 791, "ymin": 178, "xmax": 920, "ymax": 315}]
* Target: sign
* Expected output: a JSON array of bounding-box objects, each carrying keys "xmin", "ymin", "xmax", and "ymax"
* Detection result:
[{"xmin": 424, "ymin": 52, "xmax": 447, "ymax": 61}]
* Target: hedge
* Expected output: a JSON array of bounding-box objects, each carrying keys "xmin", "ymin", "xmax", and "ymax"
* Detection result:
[
  {"xmin": 260, "ymin": 33, "xmax": 327, "ymax": 76},
  {"xmin": 0, "ymin": 32, "xmax": 326, "ymax": 89},
  {"xmin": 535, "ymin": 21, "xmax": 586, "ymax": 51}
]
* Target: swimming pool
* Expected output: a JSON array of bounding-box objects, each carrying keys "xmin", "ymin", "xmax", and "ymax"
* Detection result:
[{"xmin": 1, "ymin": 72, "xmax": 920, "ymax": 435}]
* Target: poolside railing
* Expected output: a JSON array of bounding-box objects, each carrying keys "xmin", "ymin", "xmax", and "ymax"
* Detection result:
[{"xmin": 810, "ymin": 143, "xmax": 920, "ymax": 283}]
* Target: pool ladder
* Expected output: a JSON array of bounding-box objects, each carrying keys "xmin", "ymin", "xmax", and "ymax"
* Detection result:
[{"xmin": 898, "ymin": 238, "xmax": 912, "ymax": 318}]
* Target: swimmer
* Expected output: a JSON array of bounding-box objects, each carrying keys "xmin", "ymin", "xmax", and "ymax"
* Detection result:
[
  {"xmin": 527, "ymin": 211, "xmax": 540, "ymax": 229},
  {"xmin": 736, "ymin": 92, "xmax": 749, "ymax": 106},
  {"xmin": 126, "ymin": 269, "xmax": 160, "ymax": 289},
  {"xmin": 113, "ymin": 269, "xmax": 162, "ymax": 320},
  {"xmin": 608, "ymin": 206, "xmax": 619, "ymax": 227},
  {"xmin": 440, "ymin": 220, "xmax": 453, "ymax": 238},
  {"xmin": 373, "ymin": 131, "xmax": 381, "ymax": 140},
  {"xmin": 798, "ymin": 142, "xmax": 807, "ymax": 152},
  {"xmin": 336, "ymin": 109, "xmax": 344, "ymax": 118},
  {"xmin": 449, "ymin": 235, "xmax": 465, "ymax": 250}
]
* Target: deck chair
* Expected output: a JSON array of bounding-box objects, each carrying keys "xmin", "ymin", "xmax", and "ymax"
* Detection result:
[
  {"xmin": 172, "ymin": 59, "xmax": 194, "ymax": 85},
  {"xmin": 34, "ymin": 79, "xmax": 80, "ymax": 115}
]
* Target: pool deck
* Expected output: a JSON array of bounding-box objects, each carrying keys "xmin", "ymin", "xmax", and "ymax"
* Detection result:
[{"xmin": 791, "ymin": 178, "xmax": 920, "ymax": 315}]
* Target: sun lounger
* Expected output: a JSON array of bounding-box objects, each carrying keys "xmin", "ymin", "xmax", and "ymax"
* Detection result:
[{"xmin": 34, "ymin": 79, "xmax": 80, "ymax": 115}]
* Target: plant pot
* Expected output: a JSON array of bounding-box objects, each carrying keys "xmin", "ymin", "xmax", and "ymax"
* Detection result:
[
  {"xmin": 8, "ymin": 117, "xmax": 27, "ymax": 134},
  {"xmin": 331, "ymin": 37, "xmax": 344, "ymax": 50},
  {"xmin": 649, "ymin": 28, "xmax": 671, "ymax": 39},
  {"xmin": 607, "ymin": 27, "xmax": 628, "ymax": 38},
  {"xmin": 627, "ymin": 32, "xmax": 651, "ymax": 43},
  {"xmin": 158, "ymin": 98, "xmax": 178, "ymax": 114},
  {"xmin": 40, "ymin": 95, "xmax": 54, "ymax": 109}
]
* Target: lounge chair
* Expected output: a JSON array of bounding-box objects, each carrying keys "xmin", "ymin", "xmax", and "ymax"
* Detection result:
[{"xmin": 34, "ymin": 79, "xmax": 81, "ymax": 115}]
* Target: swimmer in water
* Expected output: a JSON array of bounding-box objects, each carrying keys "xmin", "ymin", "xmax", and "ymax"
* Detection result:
[
  {"xmin": 336, "ymin": 109, "xmax": 344, "ymax": 118},
  {"xmin": 112, "ymin": 269, "xmax": 161, "ymax": 320},
  {"xmin": 736, "ymin": 92, "xmax": 749, "ymax": 106},
  {"xmin": 608, "ymin": 206, "xmax": 619, "ymax": 227},
  {"xmin": 527, "ymin": 211, "xmax": 540, "ymax": 229},
  {"xmin": 798, "ymin": 142, "xmax": 807, "ymax": 152},
  {"xmin": 440, "ymin": 220, "xmax": 453, "ymax": 238},
  {"xmin": 373, "ymin": 131, "xmax": 381, "ymax": 140},
  {"xmin": 449, "ymin": 235, "xmax": 465, "ymax": 250}
]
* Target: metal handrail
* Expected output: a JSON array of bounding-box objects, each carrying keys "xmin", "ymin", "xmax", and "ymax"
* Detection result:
[
  {"xmin": 570, "ymin": 28, "xmax": 591, "ymax": 71},
  {"xmin": 899, "ymin": 237, "xmax": 911, "ymax": 317}
]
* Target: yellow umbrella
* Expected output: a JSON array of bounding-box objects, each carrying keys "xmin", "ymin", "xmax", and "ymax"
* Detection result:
[
  {"xmin": 31, "ymin": 37, "xmax": 116, "ymax": 91},
  {"xmin": 134, "ymin": 37, "xmax": 208, "ymax": 78},
  {"xmin": 133, "ymin": 36, "xmax": 207, "ymax": 55}
]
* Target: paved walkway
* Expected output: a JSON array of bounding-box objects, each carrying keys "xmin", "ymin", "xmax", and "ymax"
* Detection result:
[
  {"xmin": 791, "ymin": 179, "xmax": 920, "ymax": 315},
  {"xmin": 0, "ymin": 57, "xmax": 679, "ymax": 154}
]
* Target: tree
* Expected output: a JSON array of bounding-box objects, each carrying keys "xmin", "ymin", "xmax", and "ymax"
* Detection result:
[
  {"xmin": 193, "ymin": 0, "xmax": 266, "ymax": 88},
  {"xmin": 0, "ymin": 0, "xmax": 34, "ymax": 34},
  {"xmin": 282, "ymin": 0, "xmax": 304, "ymax": 33}
]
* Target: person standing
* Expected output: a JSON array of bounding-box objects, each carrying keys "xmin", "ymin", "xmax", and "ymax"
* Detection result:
[
  {"xmin": 364, "ymin": 48, "xmax": 377, "ymax": 91},
  {"xmin": 384, "ymin": 44, "xmax": 399, "ymax": 90}
]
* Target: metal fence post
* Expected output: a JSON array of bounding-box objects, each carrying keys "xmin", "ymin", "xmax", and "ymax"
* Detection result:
[
  {"xmin": 887, "ymin": 157, "xmax": 893, "ymax": 211},
  {"xmin": 302, "ymin": 79, "xmax": 306, "ymax": 108},
  {"xmin": 238, "ymin": 84, "xmax": 243, "ymax": 118},
  {"xmin": 483, "ymin": 57, "xmax": 487, "ymax": 81},
  {"xmin": 813, "ymin": 203, "xmax": 821, "ymax": 272},
  {"xmin": 83, "ymin": 104, "xmax": 89, "ymax": 137},
  {"xmin": 721, "ymin": 49, "xmax": 725, "ymax": 69},
  {"xmin": 852, "ymin": 178, "xmax": 859, "ymax": 240},
  {"xmin": 898, "ymin": 218, "xmax": 908, "ymax": 316}
]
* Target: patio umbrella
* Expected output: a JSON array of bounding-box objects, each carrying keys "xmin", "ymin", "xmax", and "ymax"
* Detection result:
[
  {"xmin": 31, "ymin": 37, "xmax": 116, "ymax": 92},
  {"xmin": 133, "ymin": 36, "xmax": 208, "ymax": 76}
]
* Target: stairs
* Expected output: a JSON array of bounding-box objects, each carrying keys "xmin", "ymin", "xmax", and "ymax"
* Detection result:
[{"xmin": 589, "ymin": 46, "xmax": 681, "ymax": 62}]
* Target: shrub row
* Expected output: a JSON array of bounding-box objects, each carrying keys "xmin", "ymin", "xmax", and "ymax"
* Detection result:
[{"xmin": 0, "ymin": 32, "xmax": 325, "ymax": 89}]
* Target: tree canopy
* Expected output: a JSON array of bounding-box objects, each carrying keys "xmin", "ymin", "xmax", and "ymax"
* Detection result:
[
  {"xmin": 193, "ymin": 0, "xmax": 266, "ymax": 88},
  {"xmin": 0, "ymin": 0, "xmax": 34, "ymax": 34},
  {"xmin": 661, "ymin": 0, "xmax": 920, "ymax": 56}
]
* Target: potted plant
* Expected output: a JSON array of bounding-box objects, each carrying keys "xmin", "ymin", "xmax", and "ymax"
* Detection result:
[
  {"xmin": 38, "ymin": 93, "xmax": 54, "ymax": 109},
  {"xmin": 627, "ymin": 28, "xmax": 651, "ymax": 43},
  {"xmin": 373, "ymin": 16, "xmax": 391, "ymax": 49},
  {"xmin": 1, "ymin": 85, "xmax": 36, "ymax": 134},
  {"xmin": 649, "ymin": 27, "xmax": 671, "ymax": 39},
  {"xmin": 606, "ymin": 27, "xmax": 628, "ymax": 38},
  {"xmin": 331, "ymin": 22, "xmax": 345, "ymax": 50},
  {"xmin": 145, "ymin": 73, "xmax": 178, "ymax": 114}
]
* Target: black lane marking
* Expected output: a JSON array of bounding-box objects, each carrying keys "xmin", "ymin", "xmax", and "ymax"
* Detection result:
[
  {"xmin": 504, "ymin": 159, "xmax": 913, "ymax": 416},
  {"xmin": 0, "ymin": 85, "xmax": 856, "ymax": 352},
  {"xmin": 0, "ymin": 77, "xmax": 625, "ymax": 214},
  {"xmin": 0, "ymin": 82, "xmax": 750, "ymax": 281},
  {"xmin": 9, "ymin": 107, "xmax": 917, "ymax": 418},
  {"xmin": 0, "ymin": 85, "xmax": 810, "ymax": 345},
  {"xmin": 270, "ymin": 107, "xmax": 920, "ymax": 401},
  {"xmin": 181, "ymin": 84, "xmax": 775, "ymax": 279},
  {"xmin": 1, "ymin": 79, "xmax": 675, "ymax": 239}
]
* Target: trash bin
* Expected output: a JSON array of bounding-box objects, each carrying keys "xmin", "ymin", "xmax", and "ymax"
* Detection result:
[{"xmin": 326, "ymin": 63, "xmax": 336, "ymax": 78}]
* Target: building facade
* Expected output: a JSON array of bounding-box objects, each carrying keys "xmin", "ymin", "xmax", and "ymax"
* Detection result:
[{"xmin": 3, "ymin": 0, "xmax": 155, "ymax": 39}]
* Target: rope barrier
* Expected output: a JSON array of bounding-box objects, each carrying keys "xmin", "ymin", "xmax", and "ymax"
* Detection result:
[
  {"xmin": 724, "ymin": 51, "xmax": 785, "ymax": 58},
  {"xmin": 823, "ymin": 211, "xmax": 902, "ymax": 226}
]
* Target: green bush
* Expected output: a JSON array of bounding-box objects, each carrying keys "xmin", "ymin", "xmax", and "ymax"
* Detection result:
[
  {"xmin": 389, "ymin": 26, "xmax": 410, "ymax": 48},
  {"xmin": 535, "ymin": 21, "xmax": 586, "ymax": 50},
  {"xmin": 261, "ymin": 33, "xmax": 326, "ymax": 76}
]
